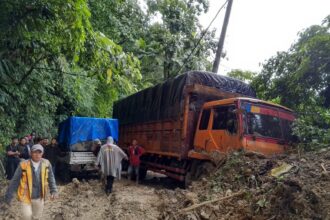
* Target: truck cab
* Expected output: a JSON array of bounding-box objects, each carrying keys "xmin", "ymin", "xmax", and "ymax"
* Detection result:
[{"xmin": 194, "ymin": 97, "xmax": 295, "ymax": 156}]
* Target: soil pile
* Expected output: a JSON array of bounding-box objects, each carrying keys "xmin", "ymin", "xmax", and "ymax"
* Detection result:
[{"xmin": 159, "ymin": 148, "xmax": 330, "ymax": 220}]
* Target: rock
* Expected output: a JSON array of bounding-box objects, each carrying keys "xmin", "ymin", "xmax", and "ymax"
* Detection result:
[
  {"xmin": 72, "ymin": 178, "xmax": 80, "ymax": 187},
  {"xmin": 321, "ymin": 171, "xmax": 329, "ymax": 181},
  {"xmin": 200, "ymin": 210, "xmax": 210, "ymax": 220},
  {"xmin": 300, "ymin": 158, "xmax": 307, "ymax": 162},
  {"xmin": 187, "ymin": 213, "xmax": 198, "ymax": 220},
  {"xmin": 171, "ymin": 198, "xmax": 178, "ymax": 203},
  {"xmin": 85, "ymin": 190, "xmax": 94, "ymax": 198},
  {"xmin": 319, "ymin": 148, "xmax": 328, "ymax": 153},
  {"xmin": 185, "ymin": 192, "xmax": 198, "ymax": 204},
  {"xmin": 225, "ymin": 189, "xmax": 232, "ymax": 196},
  {"xmin": 54, "ymin": 213, "xmax": 64, "ymax": 220}
]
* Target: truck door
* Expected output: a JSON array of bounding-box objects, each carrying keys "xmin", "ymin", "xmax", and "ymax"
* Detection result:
[
  {"xmin": 194, "ymin": 108, "xmax": 212, "ymax": 151},
  {"xmin": 209, "ymin": 105, "xmax": 240, "ymax": 153}
]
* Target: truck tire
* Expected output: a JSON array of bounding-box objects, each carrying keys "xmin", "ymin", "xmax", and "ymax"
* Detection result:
[
  {"xmin": 196, "ymin": 161, "xmax": 214, "ymax": 179},
  {"xmin": 184, "ymin": 171, "xmax": 193, "ymax": 188}
]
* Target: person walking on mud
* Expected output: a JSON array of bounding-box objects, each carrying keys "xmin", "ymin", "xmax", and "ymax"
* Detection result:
[
  {"xmin": 128, "ymin": 139, "xmax": 144, "ymax": 184},
  {"xmin": 95, "ymin": 136, "xmax": 128, "ymax": 195},
  {"xmin": 4, "ymin": 144, "xmax": 58, "ymax": 220}
]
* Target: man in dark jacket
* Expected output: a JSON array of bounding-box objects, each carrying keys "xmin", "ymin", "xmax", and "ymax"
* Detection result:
[
  {"xmin": 44, "ymin": 138, "xmax": 61, "ymax": 175},
  {"xmin": 17, "ymin": 137, "xmax": 30, "ymax": 160},
  {"xmin": 5, "ymin": 137, "xmax": 20, "ymax": 180}
]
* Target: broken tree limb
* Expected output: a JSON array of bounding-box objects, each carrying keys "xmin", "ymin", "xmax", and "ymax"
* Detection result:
[
  {"xmin": 179, "ymin": 191, "xmax": 245, "ymax": 213},
  {"xmin": 321, "ymin": 163, "xmax": 327, "ymax": 172}
]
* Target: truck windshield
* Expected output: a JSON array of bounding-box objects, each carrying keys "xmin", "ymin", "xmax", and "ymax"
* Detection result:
[
  {"xmin": 242, "ymin": 103, "xmax": 295, "ymax": 140},
  {"xmin": 245, "ymin": 112, "xmax": 282, "ymax": 139}
]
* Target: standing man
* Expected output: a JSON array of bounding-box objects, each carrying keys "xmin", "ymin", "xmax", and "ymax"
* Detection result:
[
  {"xmin": 44, "ymin": 138, "xmax": 61, "ymax": 175},
  {"xmin": 18, "ymin": 137, "xmax": 30, "ymax": 160},
  {"xmin": 95, "ymin": 136, "xmax": 127, "ymax": 195},
  {"xmin": 41, "ymin": 137, "xmax": 49, "ymax": 147},
  {"xmin": 29, "ymin": 131, "xmax": 36, "ymax": 146},
  {"xmin": 25, "ymin": 136, "xmax": 31, "ymax": 157},
  {"xmin": 127, "ymin": 139, "xmax": 144, "ymax": 184},
  {"xmin": 5, "ymin": 137, "xmax": 20, "ymax": 180},
  {"xmin": 5, "ymin": 144, "xmax": 58, "ymax": 220}
]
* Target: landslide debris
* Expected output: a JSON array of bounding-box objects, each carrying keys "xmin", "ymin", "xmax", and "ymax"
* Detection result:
[{"xmin": 159, "ymin": 148, "xmax": 330, "ymax": 220}]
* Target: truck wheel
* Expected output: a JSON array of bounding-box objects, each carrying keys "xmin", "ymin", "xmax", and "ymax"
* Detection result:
[
  {"xmin": 183, "ymin": 171, "xmax": 192, "ymax": 188},
  {"xmin": 139, "ymin": 166, "xmax": 147, "ymax": 180},
  {"xmin": 197, "ymin": 161, "xmax": 215, "ymax": 179}
]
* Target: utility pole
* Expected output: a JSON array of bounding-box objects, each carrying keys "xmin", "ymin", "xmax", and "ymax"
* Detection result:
[{"xmin": 212, "ymin": 0, "xmax": 233, "ymax": 73}]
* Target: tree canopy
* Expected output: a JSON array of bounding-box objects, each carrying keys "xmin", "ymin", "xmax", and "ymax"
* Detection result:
[{"xmin": 0, "ymin": 0, "xmax": 216, "ymax": 143}]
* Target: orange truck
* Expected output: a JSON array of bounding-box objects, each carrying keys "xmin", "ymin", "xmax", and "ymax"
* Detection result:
[{"xmin": 113, "ymin": 71, "xmax": 295, "ymax": 184}]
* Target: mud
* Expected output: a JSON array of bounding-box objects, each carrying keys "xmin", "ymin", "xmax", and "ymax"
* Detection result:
[
  {"xmin": 161, "ymin": 148, "xmax": 330, "ymax": 220},
  {"xmin": 0, "ymin": 148, "xmax": 329, "ymax": 220}
]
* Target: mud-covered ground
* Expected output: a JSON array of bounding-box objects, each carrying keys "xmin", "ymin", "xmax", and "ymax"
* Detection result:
[
  {"xmin": 1, "ymin": 147, "xmax": 330, "ymax": 220},
  {"xmin": 0, "ymin": 172, "xmax": 170, "ymax": 220}
]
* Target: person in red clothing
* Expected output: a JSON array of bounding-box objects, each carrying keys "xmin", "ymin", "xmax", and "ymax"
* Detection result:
[{"xmin": 127, "ymin": 139, "xmax": 144, "ymax": 184}]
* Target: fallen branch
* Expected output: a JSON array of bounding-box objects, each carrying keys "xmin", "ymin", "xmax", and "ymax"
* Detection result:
[
  {"xmin": 179, "ymin": 190, "xmax": 245, "ymax": 213},
  {"xmin": 321, "ymin": 163, "xmax": 327, "ymax": 172}
]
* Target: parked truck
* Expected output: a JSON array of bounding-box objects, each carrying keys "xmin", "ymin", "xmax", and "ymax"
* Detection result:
[
  {"xmin": 57, "ymin": 116, "xmax": 118, "ymax": 180},
  {"xmin": 113, "ymin": 71, "xmax": 295, "ymax": 185}
]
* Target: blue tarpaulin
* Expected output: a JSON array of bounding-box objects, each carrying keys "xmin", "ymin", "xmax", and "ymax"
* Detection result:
[{"xmin": 58, "ymin": 117, "xmax": 119, "ymax": 149}]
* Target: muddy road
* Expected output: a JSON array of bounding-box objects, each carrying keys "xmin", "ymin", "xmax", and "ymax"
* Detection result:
[
  {"xmin": 1, "ymin": 172, "xmax": 176, "ymax": 220},
  {"xmin": 1, "ymin": 148, "xmax": 330, "ymax": 220}
]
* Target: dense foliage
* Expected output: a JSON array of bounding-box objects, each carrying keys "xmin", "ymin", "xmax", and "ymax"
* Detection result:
[
  {"xmin": 0, "ymin": 0, "xmax": 215, "ymax": 145},
  {"xmin": 0, "ymin": 0, "xmax": 328, "ymax": 151},
  {"xmin": 228, "ymin": 16, "xmax": 330, "ymax": 150}
]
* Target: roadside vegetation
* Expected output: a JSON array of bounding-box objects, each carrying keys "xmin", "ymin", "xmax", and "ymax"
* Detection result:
[{"xmin": 0, "ymin": 0, "xmax": 329, "ymax": 152}]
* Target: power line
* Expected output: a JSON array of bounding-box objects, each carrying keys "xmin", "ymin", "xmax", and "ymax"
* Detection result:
[{"xmin": 176, "ymin": 0, "xmax": 229, "ymax": 75}]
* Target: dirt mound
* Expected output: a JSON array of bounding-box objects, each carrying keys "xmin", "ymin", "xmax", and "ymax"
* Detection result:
[{"xmin": 160, "ymin": 148, "xmax": 330, "ymax": 220}]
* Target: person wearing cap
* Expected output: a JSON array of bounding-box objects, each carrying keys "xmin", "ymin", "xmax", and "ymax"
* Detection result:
[
  {"xmin": 4, "ymin": 144, "xmax": 58, "ymax": 220},
  {"xmin": 95, "ymin": 136, "xmax": 128, "ymax": 195}
]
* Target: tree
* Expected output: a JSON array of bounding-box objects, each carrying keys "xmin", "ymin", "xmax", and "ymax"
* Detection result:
[
  {"xmin": 0, "ymin": 0, "xmax": 141, "ymax": 142},
  {"xmin": 253, "ymin": 16, "xmax": 330, "ymax": 109},
  {"xmin": 145, "ymin": 0, "xmax": 216, "ymax": 81},
  {"xmin": 90, "ymin": 0, "xmax": 217, "ymax": 84},
  {"xmin": 252, "ymin": 15, "xmax": 330, "ymax": 149},
  {"xmin": 227, "ymin": 69, "xmax": 257, "ymax": 83}
]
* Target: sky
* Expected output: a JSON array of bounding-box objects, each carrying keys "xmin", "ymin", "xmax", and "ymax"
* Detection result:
[{"xmin": 199, "ymin": 0, "xmax": 330, "ymax": 74}]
